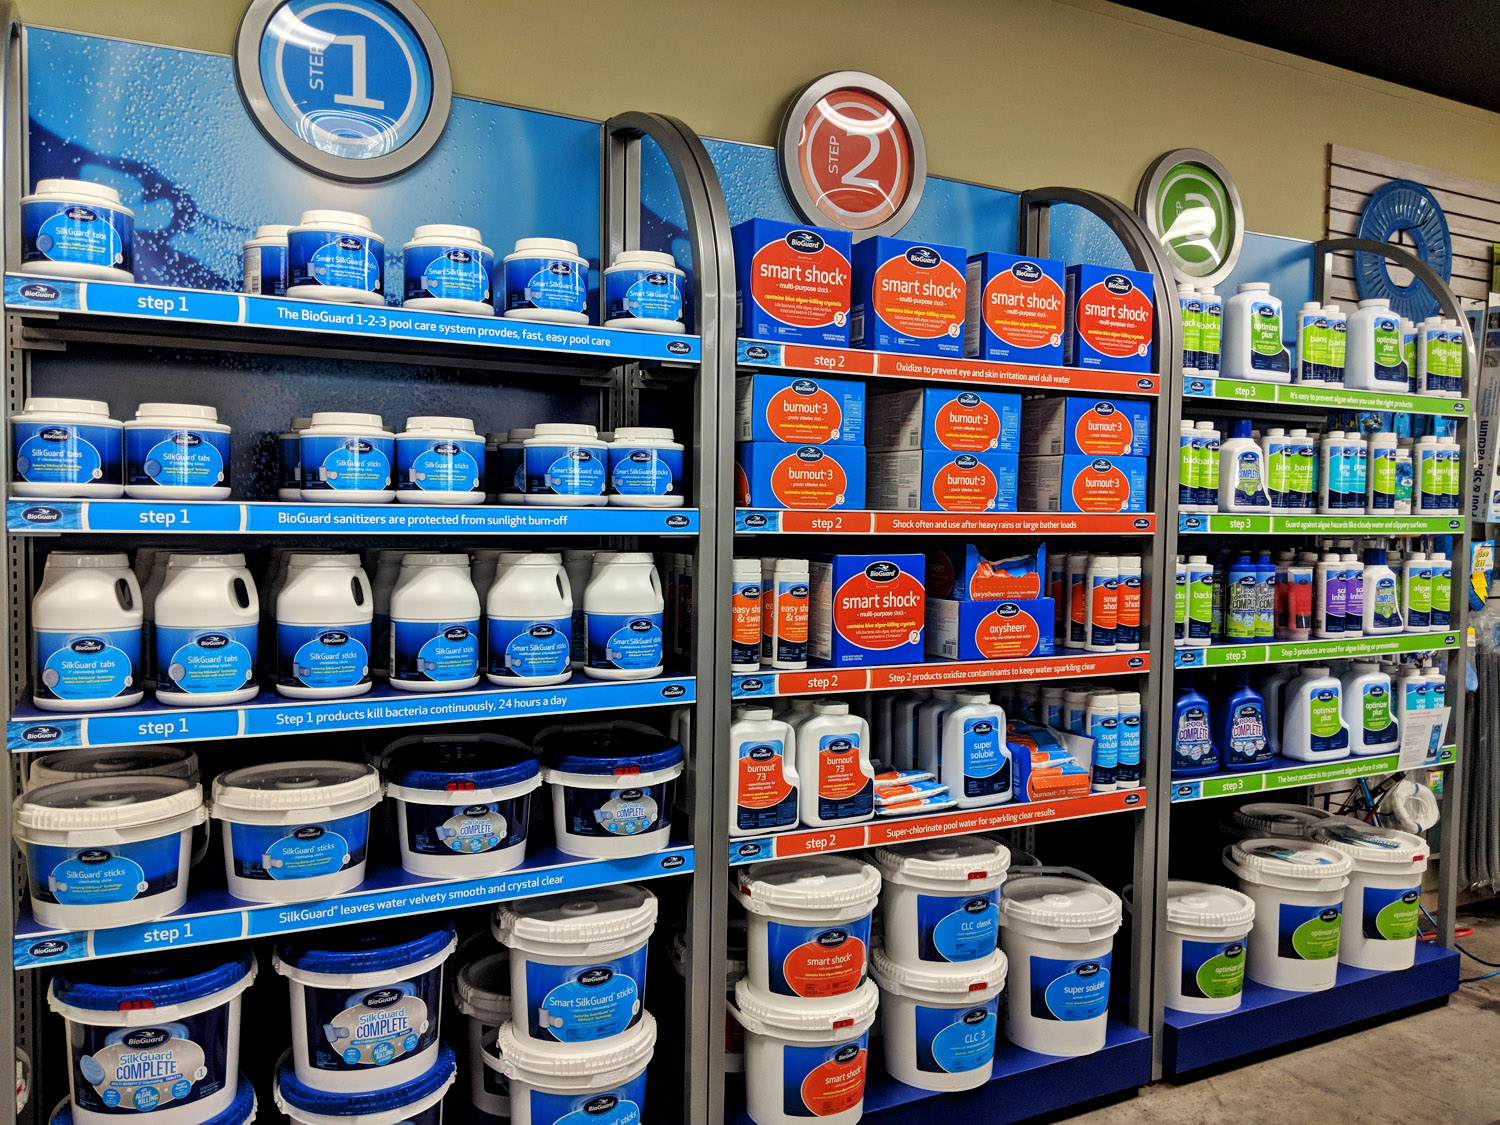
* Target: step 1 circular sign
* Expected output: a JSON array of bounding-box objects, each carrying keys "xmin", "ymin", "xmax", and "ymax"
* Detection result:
[
  {"xmin": 235, "ymin": 0, "xmax": 452, "ymax": 180},
  {"xmin": 1136, "ymin": 148, "xmax": 1243, "ymax": 286},
  {"xmin": 778, "ymin": 71, "xmax": 927, "ymax": 239}
]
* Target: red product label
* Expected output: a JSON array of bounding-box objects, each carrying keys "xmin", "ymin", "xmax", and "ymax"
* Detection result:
[
  {"xmin": 783, "ymin": 934, "xmax": 867, "ymax": 998},
  {"xmin": 738, "ymin": 748, "xmax": 793, "ymax": 810},
  {"xmin": 733, "ymin": 589, "xmax": 761, "ymax": 647},
  {"xmin": 871, "ymin": 248, "xmax": 966, "ymax": 339},
  {"xmin": 1073, "ymin": 403, "xmax": 1133, "ymax": 456},
  {"xmin": 819, "ymin": 741, "xmax": 866, "ymax": 801},
  {"xmin": 1070, "ymin": 578, "xmax": 1086, "ymax": 630},
  {"xmin": 751, "ymin": 233, "xmax": 851, "ymax": 328},
  {"xmin": 1120, "ymin": 579, "xmax": 1141, "ymax": 630},
  {"xmin": 1071, "ymin": 459, "xmax": 1133, "ymax": 513},
  {"xmin": 761, "ymin": 584, "xmax": 775, "ymax": 646},
  {"xmin": 1091, "ymin": 579, "xmax": 1119, "ymax": 630},
  {"xmin": 800, "ymin": 1047, "xmax": 869, "ymax": 1115},
  {"xmin": 1074, "ymin": 278, "xmax": 1153, "ymax": 359},
  {"xmin": 765, "ymin": 380, "xmax": 844, "ymax": 443},
  {"xmin": 931, "ymin": 455, "xmax": 999, "ymax": 512},
  {"xmin": 974, "ymin": 604, "xmax": 1043, "ymax": 659},
  {"xmin": 932, "ymin": 392, "xmax": 1001, "ymax": 451},
  {"xmin": 771, "ymin": 448, "xmax": 848, "ymax": 509},
  {"xmin": 984, "ymin": 263, "xmax": 1065, "ymax": 348},
  {"xmin": 968, "ymin": 562, "xmax": 1042, "ymax": 600},
  {"xmin": 832, "ymin": 561, "xmax": 924, "ymax": 649},
  {"xmin": 778, "ymin": 587, "xmax": 809, "ymax": 645}
]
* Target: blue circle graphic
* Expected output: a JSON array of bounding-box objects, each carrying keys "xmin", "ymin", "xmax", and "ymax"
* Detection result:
[
  {"xmin": 1354, "ymin": 179, "xmax": 1452, "ymax": 323},
  {"xmin": 258, "ymin": 0, "xmax": 433, "ymax": 160}
]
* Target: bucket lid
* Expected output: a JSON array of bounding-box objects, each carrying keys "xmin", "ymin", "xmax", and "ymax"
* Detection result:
[
  {"xmin": 1226, "ymin": 838, "xmax": 1353, "ymax": 882},
  {"xmin": 999, "ymin": 875, "xmax": 1122, "ymax": 929},
  {"xmin": 494, "ymin": 1012, "xmax": 655, "ymax": 1084},
  {"xmin": 734, "ymin": 857, "xmax": 881, "ymax": 915},
  {"xmin": 1229, "ymin": 802, "xmax": 1331, "ymax": 838},
  {"xmin": 870, "ymin": 946, "xmax": 1007, "ymax": 1000},
  {"xmin": 453, "ymin": 949, "xmax": 510, "ymax": 1022},
  {"xmin": 384, "ymin": 735, "xmax": 538, "ymax": 791},
  {"xmin": 493, "ymin": 885, "xmax": 657, "ymax": 947},
  {"xmin": 275, "ymin": 919, "xmax": 456, "ymax": 976},
  {"xmin": 16, "ymin": 776, "xmax": 202, "ymax": 832},
  {"xmin": 211, "ymin": 761, "xmax": 380, "ymax": 814},
  {"xmin": 732, "ymin": 978, "xmax": 879, "ymax": 1035},
  {"xmin": 51, "ymin": 947, "xmax": 256, "ymax": 1012},
  {"xmin": 49, "ymin": 1074, "xmax": 256, "ymax": 1125},
  {"xmin": 1311, "ymin": 818, "xmax": 1428, "ymax": 869},
  {"xmin": 277, "ymin": 1043, "xmax": 454, "ymax": 1118},
  {"xmin": 1166, "ymin": 880, "xmax": 1256, "ymax": 929},
  {"xmin": 537, "ymin": 726, "xmax": 683, "ymax": 776},
  {"xmin": 871, "ymin": 836, "xmax": 1009, "ymax": 886}
]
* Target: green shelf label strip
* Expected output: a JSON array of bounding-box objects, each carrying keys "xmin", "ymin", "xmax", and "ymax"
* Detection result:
[
  {"xmin": 1176, "ymin": 631, "xmax": 1460, "ymax": 668},
  {"xmin": 1190, "ymin": 377, "xmax": 1467, "ymax": 417},
  {"xmin": 1172, "ymin": 747, "xmax": 1456, "ymax": 803}
]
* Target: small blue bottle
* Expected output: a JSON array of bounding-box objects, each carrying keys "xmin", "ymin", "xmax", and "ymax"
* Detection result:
[
  {"xmin": 1172, "ymin": 674, "xmax": 1220, "ymax": 777},
  {"xmin": 1255, "ymin": 551, "xmax": 1277, "ymax": 640},
  {"xmin": 1215, "ymin": 670, "xmax": 1272, "ymax": 770}
]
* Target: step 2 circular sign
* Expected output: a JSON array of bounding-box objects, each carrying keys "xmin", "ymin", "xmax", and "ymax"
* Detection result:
[
  {"xmin": 1136, "ymin": 148, "xmax": 1243, "ymax": 286},
  {"xmin": 778, "ymin": 72, "xmax": 927, "ymax": 239},
  {"xmin": 236, "ymin": 0, "xmax": 452, "ymax": 180}
]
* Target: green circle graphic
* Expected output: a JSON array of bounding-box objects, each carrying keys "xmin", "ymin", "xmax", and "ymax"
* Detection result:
[{"xmin": 1154, "ymin": 164, "xmax": 1233, "ymax": 275}]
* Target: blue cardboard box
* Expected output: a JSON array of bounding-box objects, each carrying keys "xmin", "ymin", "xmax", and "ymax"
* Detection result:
[
  {"xmin": 733, "ymin": 219, "xmax": 853, "ymax": 347},
  {"xmin": 735, "ymin": 372, "xmax": 865, "ymax": 446},
  {"xmin": 866, "ymin": 451, "xmax": 1018, "ymax": 512},
  {"xmin": 735, "ymin": 443, "xmax": 866, "ymax": 510},
  {"xmin": 964, "ymin": 252, "xmax": 1067, "ymax": 364},
  {"xmin": 1019, "ymin": 454, "xmax": 1149, "ymax": 513},
  {"xmin": 866, "ymin": 386, "xmax": 1021, "ymax": 453},
  {"xmin": 1063, "ymin": 264, "xmax": 1155, "ymax": 371},
  {"xmin": 1021, "ymin": 396, "xmax": 1153, "ymax": 457},
  {"xmin": 925, "ymin": 597, "xmax": 1056, "ymax": 661},
  {"xmin": 809, "ymin": 553, "xmax": 926, "ymax": 666},
  {"xmin": 850, "ymin": 237, "xmax": 968, "ymax": 356}
]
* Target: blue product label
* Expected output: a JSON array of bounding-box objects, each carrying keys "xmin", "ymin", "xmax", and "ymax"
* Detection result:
[
  {"xmin": 396, "ymin": 436, "xmax": 483, "ymax": 493},
  {"xmin": 487, "ymin": 615, "xmax": 571, "ymax": 678},
  {"xmin": 390, "ymin": 619, "xmax": 479, "ymax": 684},
  {"xmin": 288, "ymin": 230, "xmax": 384, "ymax": 293},
  {"xmin": 586, "ymin": 611, "xmax": 663, "ymax": 672},
  {"xmin": 247, "ymin": 243, "xmax": 287, "ymax": 297},
  {"xmin": 914, "ymin": 1000, "xmax": 998, "ymax": 1074},
  {"xmin": 962, "ymin": 717, "xmax": 1010, "ymax": 800},
  {"xmin": 1225, "ymin": 701, "xmax": 1269, "ymax": 767},
  {"xmin": 27, "ymin": 833, "xmax": 180, "ymax": 907},
  {"xmin": 605, "ymin": 267, "xmax": 683, "ymax": 323},
  {"xmin": 559, "ymin": 781, "xmax": 671, "ymax": 840},
  {"xmin": 781, "ymin": 1038, "xmax": 869, "ymax": 1118},
  {"xmin": 402, "ymin": 243, "xmax": 493, "ymax": 304},
  {"xmin": 1371, "ymin": 576, "xmax": 1401, "ymax": 630},
  {"xmin": 156, "ymin": 624, "xmax": 256, "ymax": 695},
  {"xmin": 395, "ymin": 1105, "xmax": 441, "ymax": 1125},
  {"xmin": 125, "ymin": 428, "xmax": 230, "ymax": 490},
  {"xmin": 276, "ymin": 621, "xmax": 371, "ymax": 690},
  {"xmin": 736, "ymin": 737, "xmax": 798, "ymax": 831},
  {"xmin": 35, "ymin": 628, "xmax": 140, "ymax": 702},
  {"xmin": 1029, "ymin": 953, "xmax": 1111, "ymax": 1021},
  {"xmin": 528, "ymin": 1073, "xmax": 646, "ymax": 1125},
  {"xmin": 609, "ymin": 446, "xmax": 683, "ymax": 497},
  {"xmin": 1173, "ymin": 705, "xmax": 1215, "ymax": 772},
  {"xmin": 525, "ymin": 444, "xmax": 607, "ymax": 497},
  {"xmin": 279, "ymin": 433, "xmax": 301, "ymax": 490},
  {"xmin": 13, "ymin": 420, "xmax": 123, "ymax": 485},
  {"xmin": 372, "ymin": 612, "xmax": 390, "ymax": 669},
  {"xmin": 300, "ymin": 967, "xmax": 441, "ymax": 1072},
  {"xmin": 21, "ymin": 198, "xmax": 133, "ymax": 272},
  {"xmin": 1117, "ymin": 712, "xmax": 1142, "ymax": 784},
  {"xmin": 69, "ymin": 1007, "xmax": 229, "ymax": 1115},
  {"xmin": 1362, "ymin": 885, "xmax": 1421, "ymax": 941},
  {"xmin": 521, "ymin": 948, "xmax": 645, "ymax": 1043},
  {"xmin": 229, "ymin": 812, "xmax": 369, "ymax": 882},
  {"xmin": 300, "ymin": 434, "xmax": 394, "ymax": 493},
  {"xmin": 403, "ymin": 793, "xmax": 530, "ymax": 857},
  {"xmin": 766, "ymin": 916, "xmax": 870, "ymax": 998},
  {"xmin": 1180, "ymin": 938, "xmax": 1246, "ymax": 1000},
  {"xmin": 915, "ymin": 891, "xmax": 999, "ymax": 962},
  {"xmin": 1089, "ymin": 715, "xmax": 1119, "ymax": 787},
  {"xmin": 504, "ymin": 256, "xmax": 588, "ymax": 314},
  {"xmin": 1277, "ymin": 901, "xmax": 1343, "ymax": 961}
]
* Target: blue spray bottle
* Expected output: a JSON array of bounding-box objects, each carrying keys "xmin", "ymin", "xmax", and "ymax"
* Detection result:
[
  {"xmin": 1172, "ymin": 673, "xmax": 1220, "ymax": 777},
  {"xmin": 1214, "ymin": 669, "xmax": 1272, "ymax": 770}
]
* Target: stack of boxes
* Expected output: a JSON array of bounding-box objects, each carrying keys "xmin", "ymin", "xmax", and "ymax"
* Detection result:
[
  {"xmin": 923, "ymin": 543, "xmax": 1054, "ymax": 661},
  {"xmin": 733, "ymin": 373, "xmax": 866, "ymax": 509},
  {"xmin": 1019, "ymin": 397, "xmax": 1152, "ymax": 513},
  {"xmin": 866, "ymin": 387, "xmax": 1021, "ymax": 512}
]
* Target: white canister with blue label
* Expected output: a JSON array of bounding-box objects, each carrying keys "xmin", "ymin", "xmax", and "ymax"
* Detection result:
[
  {"xmin": 243, "ymin": 224, "xmax": 291, "ymax": 297},
  {"xmin": 21, "ymin": 179, "xmax": 134, "ymax": 282},
  {"xmin": 125, "ymin": 403, "xmax": 232, "ymax": 501},
  {"xmin": 608, "ymin": 427, "xmax": 684, "ymax": 508},
  {"xmin": 604, "ymin": 249, "xmax": 685, "ymax": 333},
  {"xmin": 402, "ymin": 224, "xmax": 494, "ymax": 316},
  {"xmin": 153, "ymin": 554, "xmax": 260, "ymax": 707},
  {"xmin": 32, "ymin": 552, "xmax": 143, "ymax": 712},
  {"xmin": 523, "ymin": 423, "xmax": 608, "ymax": 506},
  {"xmin": 12, "ymin": 397, "xmax": 124, "ymax": 498},
  {"xmin": 396, "ymin": 416, "xmax": 485, "ymax": 505},
  {"xmin": 300, "ymin": 412, "xmax": 395, "ymax": 504},
  {"xmin": 388, "ymin": 553, "xmax": 481, "ymax": 692},
  {"xmin": 287, "ymin": 211, "xmax": 385, "ymax": 307},
  {"xmin": 501, "ymin": 237, "xmax": 589, "ymax": 324}
]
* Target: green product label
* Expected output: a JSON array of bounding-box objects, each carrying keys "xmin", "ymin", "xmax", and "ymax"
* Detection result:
[
  {"xmin": 1291, "ymin": 448, "xmax": 1316, "ymax": 493},
  {"xmin": 1408, "ymin": 573, "xmax": 1432, "ymax": 614},
  {"xmin": 1290, "ymin": 910, "xmax": 1342, "ymax": 960},
  {"xmin": 1189, "ymin": 577, "xmax": 1214, "ymax": 626},
  {"xmin": 1443, "ymin": 451, "xmax": 1460, "ymax": 498},
  {"xmin": 1175, "ymin": 575, "xmax": 1188, "ymax": 624},
  {"xmin": 1371, "ymin": 451, "xmax": 1395, "ymax": 498},
  {"xmin": 1329, "ymin": 327, "xmax": 1347, "ymax": 367},
  {"xmin": 1252, "ymin": 305, "xmax": 1283, "ymax": 356},
  {"xmin": 1179, "ymin": 442, "xmax": 1198, "ymax": 490},
  {"xmin": 1424, "ymin": 336, "xmax": 1442, "ymax": 377},
  {"xmin": 1420, "ymin": 453, "xmax": 1441, "ymax": 496},
  {"xmin": 1373, "ymin": 324, "xmax": 1401, "ymax": 369},
  {"xmin": 1310, "ymin": 694, "xmax": 1341, "ymax": 737},
  {"xmin": 1308, "ymin": 322, "xmax": 1329, "ymax": 365},
  {"xmin": 1202, "ymin": 444, "xmax": 1220, "ymax": 491},
  {"xmin": 1433, "ymin": 576, "xmax": 1451, "ymax": 612},
  {"xmin": 1403, "ymin": 336, "xmax": 1417, "ymax": 374},
  {"xmin": 1374, "ymin": 893, "xmax": 1421, "ymax": 941},
  {"xmin": 1201, "ymin": 313, "xmax": 1222, "ymax": 354},
  {"xmin": 1363, "ymin": 685, "xmax": 1391, "ymax": 732},
  {"xmin": 1194, "ymin": 949, "xmax": 1246, "ymax": 999},
  {"xmin": 1267, "ymin": 449, "xmax": 1293, "ymax": 493},
  {"xmin": 1180, "ymin": 299, "xmax": 1201, "ymax": 351},
  {"xmin": 1441, "ymin": 338, "xmax": 1461, "ymax": 379}
]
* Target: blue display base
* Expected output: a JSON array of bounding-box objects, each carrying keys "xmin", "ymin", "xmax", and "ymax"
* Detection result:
[{"xmin": 1163, "ymin": 943, "xmax": 1460, "ymax": 1077}]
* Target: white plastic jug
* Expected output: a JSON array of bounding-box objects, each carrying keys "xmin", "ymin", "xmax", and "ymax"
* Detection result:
[
  {"xmin": 583, "ymin": 552, "xmax": 665, "ymax": 680},
  {"xmin": 154, "ymin": 554, "xmax": 259, "ymax": 706},
  {"xmin": 485, "ymin": 552, "xmax": 573, "ymax": 686}
]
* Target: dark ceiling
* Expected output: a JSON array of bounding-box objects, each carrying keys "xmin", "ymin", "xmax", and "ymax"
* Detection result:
[{"xmin": 1121, "ymin": 1, "xmax": 1500, "ymax": 113}]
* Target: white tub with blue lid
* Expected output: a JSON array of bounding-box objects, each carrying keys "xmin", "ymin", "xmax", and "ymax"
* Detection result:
[
  {"xmin": 26, "ymin": 745, "xmax": 200, "ymax": 791},
  {"xmin": 12, "ymin": 397, "xmax": 124, "ymax": 498},
  {"xmin": 603, "ymin": 249, "xmax": 685, "ymax": 333},
  {"xmin": 537, "ymin": 723, "xmax": 683, "ymax": 858},
  {"xmin": 299, "ymin": 413, "xmax": 395, "ymax": 504},
  {"xmin": 275, "ymin": 1042, "xmax": 455, "ymax": 1125},
  {"xmin": 607, "ymin": 427, "xmax": 684, "ymax": 508},
  {"xmin": 872, "ymin": 836, "xmax": 1008, "ymax": 967},
  {"xmin": 51, "ymin": 1073, "xmax": 256, "ymax": 1125},
  {"xmin": 274, "ymin": 919, "xmax": 457, "ymax": 1091},
  {"xmin": 524, "ymin": 423, "xmax": 609, "ymax": 506},
  {"xmin": 383, "ymin": 733, "xmax": 540, "ymax": 877},
  {"xmin": 287, "ymin": 211, "xmax": 385, "ymax": 307},
  {"xmin": 453, "ymin": 948, "xmax": 511, "ymax": 1118},
  {"xmin": 402, "ymin": 225, "xmax": 494, "ymax": 316},
  {"xmin": 871, "ymin": 945, "xmax": 1006, "ymax": 1092},
  {"xmin": 22, "ymin": 179, "xmax": 134, "ymax": 282},
  {"xmin": 124, "ymin": 404, "xmax": 232, "ymax": 500},
  {"xmin": 494, "ymin": 1012, "xmax": 655, "ymax": 1125},
  {"xmin": 15, "ymin": 776, "xmax": 205, "ymax": 930},
  {"xmin": 210, "ymin": 761, "xmax": 382, "ymax": 903},
  {"xmin": 395, "ymin": 416, "xmax": 485, "ymax": 504},
  {"xmin": 49, "ymin": 947, "xmax": 256, "ymax": 1125},
  {"xmin": 501, "ymin": 237, "xmax": 589, "ymax": 324},
  {"xmin": 492, "ymin": 884, "xmax": 657, "ymax": 1048}
]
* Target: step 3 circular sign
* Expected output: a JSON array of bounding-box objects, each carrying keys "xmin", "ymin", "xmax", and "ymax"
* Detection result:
[
  {"xmin": 778, "ymin": 72, "xmax": 927, "ymax": 239},
  {"xmin": 235, "ymin": 0, "xmax": 452, "ymax": 180},
  {"xmin": 1136, "ymin": 149, "xmax": 1243, "ymax": 286}
]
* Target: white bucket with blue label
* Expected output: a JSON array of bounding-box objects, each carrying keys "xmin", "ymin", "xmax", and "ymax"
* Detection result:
[
  {"xmin": 537, "ymin": 723, "xmax": 682, "ymax": 859},
  {"xmin": 493, "ymin": 1011, "xmax": 655, "ymax": 1125},
  {"xmin": 275, "ymin": 1042, "xmax": 455, "ymax": 1125},
  {"xmin": 998, "ymin": 874, "xmax": 1122, "ymax": 1056},
  {"xmin": 872, "ymin": 836, "xmax": 1009, "ymax": 967},
  {"xmin": 1164, "ymin": 880, "xmax": 1256, "ymax": 1014},
  {"xmin": 274, "ymin": 919, "xmax": 458, "ymax": 1092},
  {"xmin": 871, "ymin": 945, "xmax": 1006, "ymax": 1092},
  {"xmin": 50, "ymin": 1073, "xmax": 257, "ymax": 1125},
  {"xmin": 49, "ymin": 947, "xmax": 256, "ymax": 1125},
  {"xmin": 492, "ymin": 884, "xmax": 657, "ymax": 1049},
  {"xmin": 453, "ymin": 947, "xmax": 511, "ymax": 1118},
  {"xmin": 1223, "ymin": 838, "xmax": 1352, "ymax": 992},
  {"xmin": 1311, "ymin": 818, "xmax": 1427, "ymax": 972}
]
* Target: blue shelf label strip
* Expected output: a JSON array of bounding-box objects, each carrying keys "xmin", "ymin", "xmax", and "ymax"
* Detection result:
[
  {"xmin": 734, "ymin": 510, "xmax": 779, "ymax": 532},
  {"xmin": 730, "ymin": 675, "xmax": 777, "ymax": 697},
  {"xmin": 736, "ymin": 339, "xmax": 783, "ymax": 367}
]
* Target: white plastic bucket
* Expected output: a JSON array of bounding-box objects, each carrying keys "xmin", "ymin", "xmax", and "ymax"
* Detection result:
[
  {"xmin": 49, "ymin": 948, "xmax": 256, "ymax": 1125},
  {"xmin": 493, "ymin": 884, "xmax": 657, "ymax": 1047},
  {"xmin": 1164, "ymin": 880, "xmax": 1256, "ymax": 1013},
  {"xmin": 25, "ymin": 745, "xmax": 200, "ymax": 791},
  {"xmin": 1312, "ymin": 818, "xmax": 1428, "ymax": 970},
  {"xmin": 732, "ymin": 978, "xmax": 878, "ymax": 1125},
  {"xmin": 493, "ymin": 1012, "xmax": 655, "ymax": 1125},
  {"xmin": 1223, "ymin": 837, "xmax": 1353, "ymax": 991},
  {"xmin": 274, "ymin": 1043, "xmax": 455, "ymax": 1125},
  {"xmin": 1224, "ymin": 801, "xmax": 1333, "ymax": 840},
  {"xmin": 453, "ymin": 948, "xmax": 511, "ymax": 1118},
  {"xmin": 998, "ymin": 874, "xmax": 1122, "ymax": 1056},
  {"xmin": 48, "ymin": 1073, "xmax": 257, "ymax": 1125},
  {"xmin": 536, "ymin": 722, "xmax": 682, "ymax": 859},
  {"xmin": 873, "ymin": 836, "xmax": 1008, "ymax": 966},
  {"xmin": 733, "ymin": 857, "xmax": 881, "ymax": 1000},
  {"xmin": 273, "ymin": 920, "xmax": 457, "ymax": 1091},
  {"xmin": 672, "ymin": 925, "xmax": 747, "ymax": 1072},
  {"xmin": 871, "ymin": 946, "xmax": 1006, "ymax": 1092}
]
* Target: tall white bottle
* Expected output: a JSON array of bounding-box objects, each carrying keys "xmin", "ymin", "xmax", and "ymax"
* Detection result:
[
  {"xmin": 583, "ymin": 552, "xmax": 665, "ymax": 680},
  {"xmin": 1218, "ymin": 419, "xmax": 1271, "ymax": 512},
  {"xmin": 1344, "ymin": 298, "xmax": 1404, "ymax": 390},
  {"xmin": 1340, "ymin": 661, "xmax": 1399, "ymax": 757},
  {"xmin": 795, "ymin": 701, "xmax": 874, "ymax": 827},
  {"xmin": 1223, "ymin": 283, "xmax": 1289, "ymax": 382},
  {"xmin": 940, "ymin": 692, "xmax": 1011, "ymax": 808},
  {"xmin": 1362, "ymin": 548, "xmax": 1404, "ymax": 635},
  {"xmin": 730, "ymin": 707, "xmax": 800, "ymax": 836},
  {"xmin": 916, "ymin": 689, "xmax": 961, "ymax": 775},
  {"xmin": 1281, "ymin": 665, "xmax": 1351, "ymax": 762},
  {"xmin": 486, "ymin": 553, "xmax": 573, "ymax": 687}
]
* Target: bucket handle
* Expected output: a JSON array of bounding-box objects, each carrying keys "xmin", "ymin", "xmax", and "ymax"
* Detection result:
[{"xmin": 1006, "ymin": 865, "xmax": 1101, "ymax": 885}]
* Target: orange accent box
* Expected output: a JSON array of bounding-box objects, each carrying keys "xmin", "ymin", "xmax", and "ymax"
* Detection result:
[{"xmin": 735, "ymin": 372, "xmax": 865, "ymax": 446}]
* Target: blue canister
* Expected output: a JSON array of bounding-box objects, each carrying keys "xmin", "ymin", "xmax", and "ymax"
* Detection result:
[
  {"xmin": 51, "ymin": 1075, "xmax": 256, "ymax": 1125},
  {"xmin": 536, "ymin": 721, "xmax": 683, "ymax": 858},
  {"xmin": 243, "ymin": 225, "xmax": 291, "ymax": 297},
  {"xmin": 395, "ymin": 415, "xmax": 485, "ymax": 504},
  {"xmin": 604, "ymin": 249, "xmax": 685, "ymax": 332},
  {"xmin": 523, "ymin": 423, "xmax": 608, "ymax": 506},
  {"xmin": 501, "ymin": 237, "xmax": 589, "ymax": 323},
  {"xmin": 287, "ymin": 210, "xmax": 385, "ymax": 306},
  {"xmin": 299, "ymin": 412, "xmax": 395, "ymax": 503},
  {"xmin": 402, "ymin": 224, "xmax": 494, "ymax": 315},
  {"xmin": 275, "ymin": 1043, "xmax": 456, "ymax": 1125},
  {"xmin": 125, "ymin": 403, "xmax": 232, "ymax": 500},
  {"xmin": 12, "ymin": 397, "xmax": 124, "ymax": 498},
  {"xmin": 21, "ymin": 179, "xmax": 134, "ymax": 282},
  {"xmin": 608, "ymin": 427, "xmax": 684, "ymax": 507}
]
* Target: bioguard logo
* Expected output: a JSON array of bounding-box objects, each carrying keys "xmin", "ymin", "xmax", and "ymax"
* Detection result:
[
  {"xmin": 22, "ymin": 506, "xmax": 62, "ymax": 524},
  {"xmin": 22, "ymin": 725, "xmax": 62, "ymax": 743},
  {"xmin": 1012, "ymin": 261, "xmax": 1042, "ymax": 282},
  {"xmin": 864, "ymin": 561, "xmax": 900, "ymax": 581},
  {"xmin": 787, "ymin": 230, "xmax": 825, "ymax": 254},
  {"xmin": 666, "ymin": 340, "xmax": 691, "ymax": 355},
  {"xmin": 19, "ymin": 283, "xmax": 61, "ymax": 302},
  {"xmin": 905, "ymin": 245, "xmax": 942, "ymax": 268},
  {"xmin": 1104, "ymin": 274, "xmax": 1134, "ymax": 295}
]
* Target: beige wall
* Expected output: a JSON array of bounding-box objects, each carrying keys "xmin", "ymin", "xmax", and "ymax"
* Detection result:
[{"xmin": 20, "ymin": 0, "xmax": 1500, "ymax": 241}]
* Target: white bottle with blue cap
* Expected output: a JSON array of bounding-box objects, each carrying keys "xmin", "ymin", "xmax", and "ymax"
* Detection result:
[{"xmin": 1218, "ymin": 419, "xmax": 1270, "ymax": 512}]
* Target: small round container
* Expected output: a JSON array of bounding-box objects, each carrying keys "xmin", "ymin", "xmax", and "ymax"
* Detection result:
[
  {"xmin": 395, "ymin": 416, "xmax": 485, "ymax": 504},
  {"xmin": 603, "ymin": 249, "xmax": 685, "ymax": 332},
  {"xmin": 210, "ymin": 761, "xmax": 382, "ymax": 904},
  {"xmin": 872, "ymin": 836, "xmax": 1008, "ymax": 966},
  {"xmin": 733, "ymin": 978, "xmax": 878, "ymax": 1125},
  {"xmin": 1311, "ymin": 818, "xmax": 1428, "ymax": 971},
  {"xmin": 402, "ymin": 224, "xmax": 494, "ymax": 316},
  {"xmin": 732, "ymin": 856, "xmax": 880, "ymax": 1000},
  {"xmin": 383, "ymin": 734, "xmax": 540, "ymax": 877},
  {"xmin": 21, "ymin": 179, "xmax": 134, "ymax": 282},
  {"xmin": 453, "ymin": 949, "xmax": 511, "ymax": 1118},
  {"xmin": 274, "ymin": 920, "xmax": 457, "ymax": 1091},
  {"xmin": 871, "ymin": 946, "xmax": 1006, "ymax": 1092},
  {"xmin": 51, "ymin": 1074, "xmax": 255, "ymax": 1125},
  {"xmin": 300, "ymin": 412, "xmax": 395, "ymax": 504},
  {"xmin": 495, "ymin": 1012, "xmax": 655, "ymax": 1125},
  {"xmin": 1223, "ymin": 837, "xmax": 1353, "ymax": 992},
  {"xmin": 279, "ymin": 417, "xmax": 313, "ymax": 501},
  {"xmin": 287, "ymin": 211, "xmax": 385, "ymax": 306},
  {"xmin": 999, "ymin": 873, "xmax": 1122, "ymax": 1057},
  {"xmin": 50, "ymin": 948, "xmax": 256, "ymax": 1125},
  {"xmin": 501, "ymin": 237, "xmax": 589, "ymax": 324},
  {"xmin": 1164, "ymin": 880, "xmax": 1256, "ymax": 1014},
  {"xmin": 14, "ymin": 776, "xmax": 205, "ymax": 930},
  {"xmin": 538, "ymin": 725, "xmax": 682, "ymax": 858},
  {"xmin": 275, "ymin": 1043, "xmax": 455, "ymax": 1125},
  {"xmin": 524, "ymin": 423, "xmax": 608, "ymax": 506},
  {"xmin": 608, "ymin": 427, "xmax": 684, "ymax": 507},
  {"xmin": 124, "ymin": 403, "xmax": 232, "ymax": 500},
  {"xmin": 1224, "ymin": 801, "xmax": 1333, "ymax": 840},
  {"xmin": 11, "ymin": 397, "xmax": 124, "ymax": 498},
  {"xmin": 244, "ymin": 224, "xmax": 291, "ymax": 297},
  {"xmin": 26, "ymin": 745, "xmax": 200, "ymax": 791},
  {"xmin": 492, "ymin": 884, "xmax": 657, "ymax": 1047}
]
